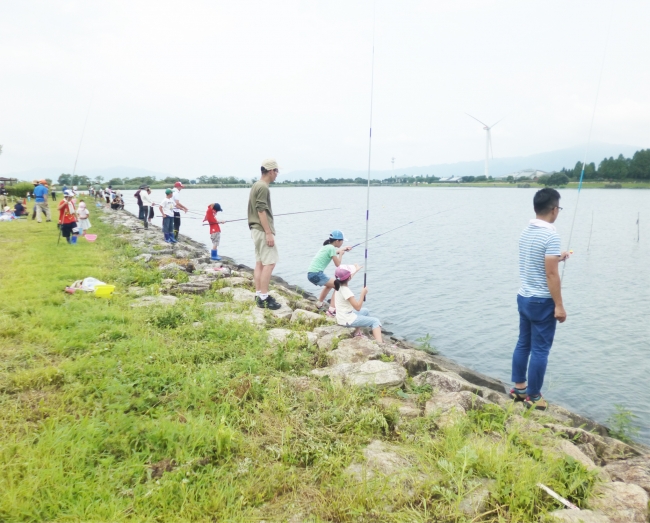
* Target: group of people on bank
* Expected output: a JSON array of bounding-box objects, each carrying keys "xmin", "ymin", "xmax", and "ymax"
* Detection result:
[
  {"xmin": 29, "ymin": 157, "xmax": 564, "ymax": 412},
  {"xmin": 241, "ymin": 159, "xmax": 570, "ymax": 411}
]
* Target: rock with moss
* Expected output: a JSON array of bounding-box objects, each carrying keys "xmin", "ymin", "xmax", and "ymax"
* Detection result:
[
  {"xmin": 329, "ymin": 337, "xmax": 383, "ymax": 364},
  {"xmin": 312, "ymin": 360, "xmax": 407, "ymax": 389},
  {"xmin": 589, "ymin": 481, "xmax": 649, "ymax": 523}
]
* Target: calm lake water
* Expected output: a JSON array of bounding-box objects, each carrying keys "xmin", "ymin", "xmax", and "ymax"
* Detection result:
[{"xmin": 126, "ymin": 186, "xmax": 649, "ymax": 443}]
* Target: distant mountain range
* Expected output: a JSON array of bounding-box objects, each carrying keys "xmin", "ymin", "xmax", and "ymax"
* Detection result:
[
  {"xmin": 2, "ymin": 142, "xmax": 644, "ymax": 183},
  {"xmin": 282, "ymin": 142, "xmax": 644, "ymax": 181}
]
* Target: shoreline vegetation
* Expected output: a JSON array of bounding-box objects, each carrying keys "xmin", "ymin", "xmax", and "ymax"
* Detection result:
[
  {"xmin": 1, "ymin": 204, "xmax": 648, "ymax": 522},
  {"xmin": 6, "ymin": 148, "xmax": 649, "ymax": 193}
]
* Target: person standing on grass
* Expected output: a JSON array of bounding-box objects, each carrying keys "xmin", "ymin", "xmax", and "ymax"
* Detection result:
[
  {"xmin": 171, "ymin": 181, "xmax": 188, "ymax": 240},
  {"xmin": 77, "ymin": 200, "xmax": 91, "ymax": 236},
  {"xmin": 159, "ymin": 189, "xmax": 177, "ymax": 244},
  {"xmin": 140, "ymin": 186, "xmax": 153, "ymax": 229},
  {"xmin": 510, "ymin": 188, "xmax": 570, "ymax": 411},
  {"xmin": 58, "ymin": 190, "xmax": 78, "ymax": 244},
  {"xmin": 248, "ymin": 159, "xmax": 281, "ymax": 310},
  {"xmin": 307, "ymin": 230, "xmax": 351, "ymax": 316},
  {"xmin": 33, "ymin": 179, "xmax": 52, "ymax": 223},
  {"xmin": 0, "ymin": 184, "xmax": 8, "ymax": 209}
]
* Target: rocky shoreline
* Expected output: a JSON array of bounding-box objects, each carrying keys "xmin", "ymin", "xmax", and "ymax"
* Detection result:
[{"xmin": 103, "ymin": 207, "xmax": 650, "ymax": 523}]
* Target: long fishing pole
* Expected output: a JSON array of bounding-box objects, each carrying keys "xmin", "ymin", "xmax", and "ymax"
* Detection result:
[
  {"xmin": 349, "ymin": 205, "xmax": 465, "ymax": 250},
  {"xmin": 201, "ymin": 207, "xmax": 342, "ymax": 225},
  {"xmin": 561, "ymin": 7, "xmax": 613, "ymax": 281},
  {"xmin": 363, "ymin": 1, "xmax": 377, "ymax": 295},
  {"xmin": 637, "ymin": 212, "xmax": 640, "ymax": 242},
  {"xmin": 72, "ymin": 91, "xmax": 93, "ymax": 179},
  {"xmin": 58, "ymin": 91, "xmax": 93, "ymax": 245}
]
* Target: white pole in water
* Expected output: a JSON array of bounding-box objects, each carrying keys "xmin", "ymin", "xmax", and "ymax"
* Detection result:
[
  {"xmin": 363, "ymin": 3, "xmax": 376, "ymax": 293},
  {"xmin": 637, "ymin": 212, "xmax": 640, "ymax": 242}
]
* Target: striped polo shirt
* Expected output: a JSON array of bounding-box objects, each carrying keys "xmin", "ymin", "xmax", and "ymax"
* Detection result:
[{"xmin": 518, "ymin": 219, "xmax": 562, "ymax": 298}]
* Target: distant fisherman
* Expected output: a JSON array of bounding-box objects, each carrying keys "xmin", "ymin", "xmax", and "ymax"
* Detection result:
[
  {"xmin": 159, "ymin": 189, "xmax": 177, "ymax": 244},
  {"xmin": 172, "ymin": 181, "xmax": 188, "ymax": 240},
  {"xmin": 248, "ymin": 159, "xmax": 281, "ymax": 310},
  {"xmin": 510, "ymin": 188, "xmax": 570, "ymax": 410},
  {"xmin": 140, "ymin": 186, "xmax": 153, "ymax": 229}
]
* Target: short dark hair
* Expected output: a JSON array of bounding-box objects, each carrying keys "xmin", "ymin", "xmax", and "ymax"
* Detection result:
[
  {"xmin": 533, "ymin": 188, "xmax": 560, "ymax": 214},
  {"xmin": 261, "ymin": 166, "xmax": 269, "ymax": 175}
]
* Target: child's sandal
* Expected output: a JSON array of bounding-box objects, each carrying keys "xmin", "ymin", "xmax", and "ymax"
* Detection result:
[{"xmin": 509, "ymin": 387, "xmax": 527, "ymax": 402}]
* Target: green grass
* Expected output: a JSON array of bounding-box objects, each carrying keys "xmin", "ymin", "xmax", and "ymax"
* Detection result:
[{"xmin": 0, "ymin": 206, "xmax": 598, "ymax": 522}]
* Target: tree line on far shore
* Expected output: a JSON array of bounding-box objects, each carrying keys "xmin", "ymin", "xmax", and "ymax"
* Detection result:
[{"xmin": 21, "ymin": 147, "xmax": 649, "ymax": 191}]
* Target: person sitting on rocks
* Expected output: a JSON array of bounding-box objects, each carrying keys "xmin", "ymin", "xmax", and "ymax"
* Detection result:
[{"xmin": 333, "ymin": 264, "xmax": 382, "ymax": 343}]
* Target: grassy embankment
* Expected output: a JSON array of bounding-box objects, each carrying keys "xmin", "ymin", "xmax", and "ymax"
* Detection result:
[{"xmin": 0, "ymin": 205, "xmax": 597, "ymax": 522}]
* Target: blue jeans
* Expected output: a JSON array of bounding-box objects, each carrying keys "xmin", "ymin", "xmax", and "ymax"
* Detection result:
[
  {"xmin": 162, "ymin": 216, "xmax": 174, "ymax": 234},
  {"xmin": 307, "ymin": 271, "xmax": 330, "ymax": 286},
  {"xmin": 511, "ymin": 295, "xmax": 557, "ymax": 397},
  {"xmin": 345, "ymin": 308, "xmax": 382, "ymax": 329}
]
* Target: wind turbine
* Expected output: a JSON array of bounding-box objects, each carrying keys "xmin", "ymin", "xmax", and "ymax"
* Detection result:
[{"xmin": 466, "ymin": 114, "xmax": 503, "ymax": 178}]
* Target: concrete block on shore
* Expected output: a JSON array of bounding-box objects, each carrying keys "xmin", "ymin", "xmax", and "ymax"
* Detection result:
[{"xmin": 312, "ymin": 360, "xmax": 407, "ymax": 389}]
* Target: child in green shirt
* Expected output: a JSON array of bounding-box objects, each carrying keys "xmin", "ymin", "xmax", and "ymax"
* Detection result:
[{"xmin": 307, "ymin": 230, "xmax": 351, "ymax": 315}]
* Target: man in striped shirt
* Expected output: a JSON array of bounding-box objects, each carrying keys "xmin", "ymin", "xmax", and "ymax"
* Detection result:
[{"xmin": 511, "ymin": 188, "xmax": 570, "ymax": 410}]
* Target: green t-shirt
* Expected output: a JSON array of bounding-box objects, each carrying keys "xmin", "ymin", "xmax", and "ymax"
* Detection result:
[
  {"xmin": 247, "ymin": 181, "xmax": 274, "ymax": 234},
  {"xmin": 308, "ymin": 244, "xmax": 337, "ymax": 273}
]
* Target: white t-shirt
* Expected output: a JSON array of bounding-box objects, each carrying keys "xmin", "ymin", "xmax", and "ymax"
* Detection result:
[
  {"xmin": 172, "ymin": 188, "xmax": 181, "ymax": 212},
  {"xmin": 335, "ymin": 285, "xmax": 357, "ymax": 325},
  {"xmin": 160, "ymin": 198, "xmax": 175, "ymax": 216}
]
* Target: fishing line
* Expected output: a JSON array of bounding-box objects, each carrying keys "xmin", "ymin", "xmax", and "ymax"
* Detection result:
[
  {"xmin": 363, "ymin": 0, "xmax": 377, "ymax": 293},
  {"xmin": 71, "ymin": 90, "xmax": 94, "ymax": 179},
  {"xmin": 586, "ymin": 210, "xmax": 594, "ymax": 252},
  {"xmin": 201, "ymin": 207, "xmax": 342, "ymax": 225},
  {"xmin": 349, "ymin": 205, "xmax": 466, "ymax": 250},
  {"xmin": 562, "ymin": 6, "xmax": 613, "ymax": 281}
]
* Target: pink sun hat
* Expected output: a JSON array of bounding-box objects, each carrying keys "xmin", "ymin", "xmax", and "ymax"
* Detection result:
[{"xmin": 334, "ymin": 264, "xmax": 361, "ymax": 282}]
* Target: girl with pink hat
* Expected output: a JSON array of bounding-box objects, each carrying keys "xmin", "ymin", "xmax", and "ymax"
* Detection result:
[{"xmin": 333, "ymin": 264, "xmax": 383, "ymax": 342}]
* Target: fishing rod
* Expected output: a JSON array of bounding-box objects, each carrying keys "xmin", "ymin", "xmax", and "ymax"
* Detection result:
[
  {"xmin": 58, "ymin": 91, "xmax": 93, "ymax": 245},
  {"xmin": 562, "ymin": 7, "xmax": 613, "ymax": 281},
  {"xmin": 349, "ymin": 205, "xmax": 465, "ymax": 250},
  {"xmin": 200, "ymin": 207, "xmax": 341, "ymax": 225},
  {"xmin": 363, "ymin": 0, "xmax": 377, "ymax": 294}
]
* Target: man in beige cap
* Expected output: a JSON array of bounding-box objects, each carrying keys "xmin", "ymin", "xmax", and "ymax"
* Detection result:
[{"xmin": 248, "ymin": 159, "xmax": 281, "ymax": 310}]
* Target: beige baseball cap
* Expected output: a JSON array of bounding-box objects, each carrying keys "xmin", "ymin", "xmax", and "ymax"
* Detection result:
[{"xmin": 261, "ymin": 158, "xmax": 280, "ymax": 171}]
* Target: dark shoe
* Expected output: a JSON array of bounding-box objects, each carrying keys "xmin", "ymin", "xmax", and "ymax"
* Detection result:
[
  {"xmin": 524, "ymin": 395, "xmax": 548, "ymax": 411},
  {"xmin": 257, "ymin": 296, "xmax": 281, "ymax": 310}
]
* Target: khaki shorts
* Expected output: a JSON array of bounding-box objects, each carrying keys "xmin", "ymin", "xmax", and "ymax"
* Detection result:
[
  {"xmin": 251, "ymin": 228, "xmax": 278, "ymax": 266},
  {"xmin": 210, "ymin": 231, "xmax": 221, "ymax": 247}
]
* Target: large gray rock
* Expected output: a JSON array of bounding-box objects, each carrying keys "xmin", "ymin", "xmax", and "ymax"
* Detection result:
[
  {"xmin": 378, "ymin": 397, "xmax": 421, "ymax": 419},
  {"xmin": 604, "ymin": 456, "xmax": 650, "ymax": 494},
  {"xmin": 171, "ymin": 282, "xmax": 211, "ymax": 295},
  {"xmin": 590, "ymin": 481, "xmax": 649, "ymax": 523},
  {"xmin": 267, "ymin": 291, "xmax": 294, "ymax": 319},
  {"xmin": 329, "ymin": 337, "xmax": 383, "ymax": 364},
  {"xmin": 425, "ymin": 391, "xmax": 490, "ymax": 427},
  {"xmin": 414, "ymin": 370, "xmax": 482, "ymax": 394},
  {"xmin": 159, "ymin": 262, "xmax": 186, "ymax": 273},
  {"xmin": 459, "ymin": 479, "xmax": 496, "ymax": 517},
  {"xmin": 133, "ymin": 253, "xmax": 152, "ymax": 263},
  {"xmin": 130, "ymin": 295, "xmax": 178, "ymax": 307},
  {"xmin": 549, "ymin": 509, "xmax": 611, "ymax": 523},
  {"xmin": 290, "ymin": 309, "xmax": 322, "ymax": 324},
  {"xmin": 312, "ymin": 360, "xmax": 407, "ymax": 389},
  {"xmin": 267, "ymin": 328, "xmax": 318, "ymax": 345},
  {"xmin": 426, "ymin": 353, "xmax": 507, "ymax": 393},
  {"xmin": 345, "ymin": 440, "xmax": 411, "ymax": 481},
  {"xmin": 221, "ymin": 276, "xmax": 250, "ymax": 287},
  {"xmin": 219, "ymin": 287, "xmax": 256, "ymax": 303},
  {"xmin": 313, "ymin": 325, "xmax": 353, "ymax": 338},
  {"xmin": 379, "ymin": 345, "xmax": 445, "ymax": 377}
]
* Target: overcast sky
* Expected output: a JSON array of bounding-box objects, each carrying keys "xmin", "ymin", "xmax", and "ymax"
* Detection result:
[{"xmin": 1, "ymin": 0, "xmax": 648, "ymax": 179}]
